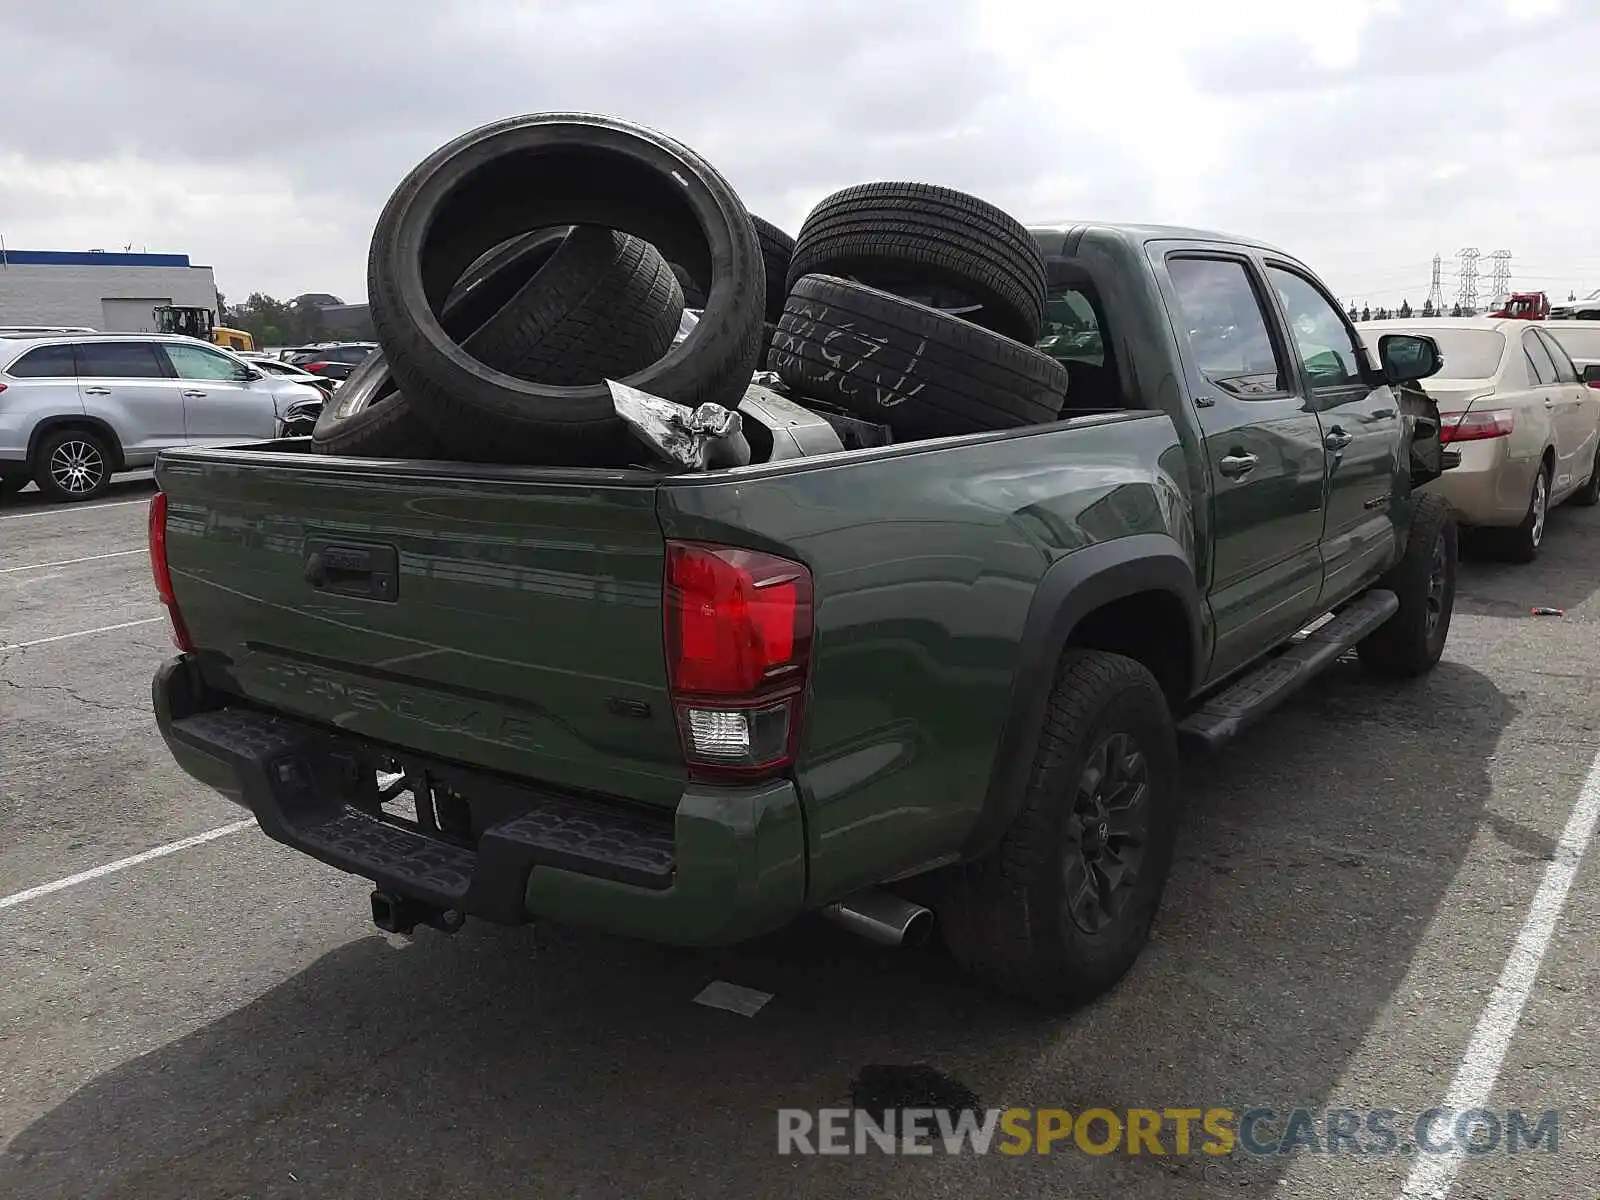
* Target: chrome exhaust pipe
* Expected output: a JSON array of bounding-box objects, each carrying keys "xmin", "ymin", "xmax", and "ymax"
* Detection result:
[{"xmin": 822, "ymin": 891, "xmax": 934, "ymax": 947}]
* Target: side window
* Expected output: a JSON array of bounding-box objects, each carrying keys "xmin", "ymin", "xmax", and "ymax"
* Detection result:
[
  {"xmin": 7, "ymin": 344, "xmax": 78, "ymax": 378},
  {"xmin": 1534, "ymin": 330, "xmax": 1578, "ymax": 384},
  {"xmin": 1166, "ymin": 256, "xmax": 1287, "ymax": 397},
  {"xmin": 76, "ymin": 341, "xmax": 168, "ymax": 379},
  {"xmin": 163, "ymin": 343, "xmax": 250, "ymax": 381},
  {"xmin": 1523, "ymin": 332, "xmax": 1559, "ymax": 387},
  {"xmin": 1037, "ymin": 286, "xmax": 1105, "ymax": 367},
  {"xmin": 1263, "ymin": 265, "xmax": 1363, "ymax": 389}
]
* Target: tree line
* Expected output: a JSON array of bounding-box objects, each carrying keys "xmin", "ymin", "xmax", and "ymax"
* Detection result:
[
  {"xmin": 217, "ymin": 292, "xmax": 338, "ymax": 348},
  {"xmin": 1344, "ymin": 299, "xmax": 1477, "ymax": 321}
]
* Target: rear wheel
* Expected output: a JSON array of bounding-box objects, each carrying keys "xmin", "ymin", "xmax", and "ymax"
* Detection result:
[
  {"xmin": 937, "ymin": 650, "xmax": 1179, "ymax": 1009},
  {"xmin": 33, "ymin": 428, "xmax": 113, "ymax": 502},
  {"xmin": 1491, "ymin": 461, "xmax": 1550, "ymax": 563}
]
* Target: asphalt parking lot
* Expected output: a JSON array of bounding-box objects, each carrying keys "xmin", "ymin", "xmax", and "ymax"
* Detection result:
[{"xmin": 2, "ymin": 475, "xmax": 1597, "ymax": 1200}]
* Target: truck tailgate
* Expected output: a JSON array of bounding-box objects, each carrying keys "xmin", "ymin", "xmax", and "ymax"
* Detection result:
[{"xmin": 157, "ymin": 451, "xmax": 684, "ymax": 808}]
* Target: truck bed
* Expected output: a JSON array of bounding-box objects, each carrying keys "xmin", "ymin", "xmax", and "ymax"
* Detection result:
[{"xmin": 155, "ymin": 408, "xmax": 1187, "ymax": 911}]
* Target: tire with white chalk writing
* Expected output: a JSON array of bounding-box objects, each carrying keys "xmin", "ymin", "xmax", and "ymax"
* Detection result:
[
  {"xmin": 787, "ymin": 182, "xmax": 1048, "ymax": 343},
  {"xmin": 767, "ymin": 274, "xmax": 1068, "ymax": 440}
]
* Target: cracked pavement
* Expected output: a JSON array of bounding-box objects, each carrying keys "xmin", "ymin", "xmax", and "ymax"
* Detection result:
[{"xmin": 2, "ymin": 476, "xmax": 1600, "ymax": 1199}]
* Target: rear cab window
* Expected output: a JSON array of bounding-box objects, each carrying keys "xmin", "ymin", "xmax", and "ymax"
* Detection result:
[{"xmin": 1038, "ymin": 287, "xmax": 1105, "ymax": 368}]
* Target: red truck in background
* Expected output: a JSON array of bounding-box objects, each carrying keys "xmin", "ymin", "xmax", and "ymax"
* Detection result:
[{"xmin": 1486, "ymin": 291, "xmax": 1550, "ymax": 320}]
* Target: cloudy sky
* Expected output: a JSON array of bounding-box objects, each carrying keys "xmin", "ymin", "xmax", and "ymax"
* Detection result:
[{"xmin": 3, "ymin": 0, "xmax": 1597, "ymax": 312}]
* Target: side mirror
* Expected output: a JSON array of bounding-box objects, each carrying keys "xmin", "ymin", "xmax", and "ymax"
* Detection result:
[
  {"xmin": 1582, "ymin": 364, "xmax": 1600, "ymax": 388},
  {"xmin": 1378, "ymin": 333, "xmax": 1443, "ymax": 385}
]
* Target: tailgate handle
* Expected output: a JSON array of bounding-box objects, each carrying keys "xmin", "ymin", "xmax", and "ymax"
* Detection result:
[{"xmin": 303, "ymin": 541, "xmax": 399, "ymax": 602}]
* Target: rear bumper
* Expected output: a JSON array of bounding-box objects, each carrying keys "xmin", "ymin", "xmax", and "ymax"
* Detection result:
[
  {"xmin": 1422, "ymin": 438, "xmax": 1537, "ymax": 527},
  {"xmin": 152, "ymin": 655, "xmax": 807, "ymax": 946}
]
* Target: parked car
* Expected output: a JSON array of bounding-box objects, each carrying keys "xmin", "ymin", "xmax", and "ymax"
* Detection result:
[
  {"xmin": 286, "ymin": 343, "xmax": 377, "ymax": 382},
  {"xmin": 238, "ymin": 356, "xmax": 331, "ymax": 435},
  {"xmin": 1358, "ymin": 317, "xmax": 1600, "ymax": 560},
  {"xmin": 1549, "ymin": 288, "xmax": 1600, "ymax": 321},
  {"xmin": 151, "ymin": 222, "xmax": 1456, "ymax": 1008},
  {"xmin": 241, "ymin": 353, "xmax": 337, "ymax": 397},
  {"xmin": 0, "ymin": 333, "xmax": 326, "ymax": 502}
]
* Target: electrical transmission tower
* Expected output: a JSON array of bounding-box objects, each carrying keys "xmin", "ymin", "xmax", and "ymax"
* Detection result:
[
  {"xmin": 1426, "ymin": 255, "xmax": 1446, "ymax": 313},
  {"xmin": 1488, "ymin": 250, "xmax": 1512, "ymax": 306},
  {"xmin": 1456, "ymin": 247, "xmax": 1481, "ymax": 313}
]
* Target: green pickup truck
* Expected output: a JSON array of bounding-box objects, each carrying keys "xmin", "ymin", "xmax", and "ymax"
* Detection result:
[{"xmin": 150, "ymin": 223, "xmax": 1454, "ymax": 1008}]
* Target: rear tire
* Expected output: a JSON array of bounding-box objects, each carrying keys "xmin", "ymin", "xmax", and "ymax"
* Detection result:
[
  {"xmin": 1357, "ymin": 494, "xmax": 1456, "ymax": 678},
  {"xmin": 1489, "ymin": 461, "xmax": 1550, "ymax": 563},
  {"xmin": 938, "ymin": 650, "xmax": 1179, "ymax": 1009},
  {"xmin": 33, "ymin": 428, "xmax": 114, "ymax": 503},
  {"xmin": 787, "ymin": 181, "xmax": 1048, "ymax": 344}
]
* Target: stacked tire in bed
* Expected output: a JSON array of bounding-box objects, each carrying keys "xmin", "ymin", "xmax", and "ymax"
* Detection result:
[{"xmin": 313, "ymin": 112, "xmax": 1069, "ymax": 466}]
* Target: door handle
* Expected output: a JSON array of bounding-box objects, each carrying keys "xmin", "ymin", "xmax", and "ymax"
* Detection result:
[
  {"xmin": 182, "ymin": 389, "xmax": 208, "ymax": 398},
  {"xmin": 1218, "ymin": 452, "xmax": 1258, "ymax": 478},
  {"xmin": 83, "ymin": 387, "xmax": 111, "ymax": 396},
  {"xmin": 1324, "ymin": 428, "xmax": 1352, "ymax": 452}
]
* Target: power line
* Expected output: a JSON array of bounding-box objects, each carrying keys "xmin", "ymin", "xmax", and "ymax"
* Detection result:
[
  {"xmin": 1456, "ymin": 247, "xmax": 1481, "ymax": 312},
  {"xmin": 1427, "ymin": 254, "xmax": 1445, "ymax": 313},
  {"xmin": 1488, "ymin": 250, "xmax": 1512, "ymax": 305}
]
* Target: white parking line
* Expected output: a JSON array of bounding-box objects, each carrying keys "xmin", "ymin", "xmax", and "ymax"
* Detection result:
[
  {"xmin": 0, "ymin": 497, "xmax": 150, "ymax": 522},
  {"xmin": 0, "ymin": 549, "xmax": 144, "ymax": 574},
  {"xmin": 1, "ymin": 617, "xmax": 163, "ymax": 651},
  {"xmin": 0, "ymin": 819, "xmax": 255, "ymax": 911},
  {"xmin": 1400, "ymin": 746, "xmax": 1600, "ymax": 1199}
]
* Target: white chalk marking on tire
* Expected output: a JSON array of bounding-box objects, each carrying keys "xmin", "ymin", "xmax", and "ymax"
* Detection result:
[
  {"xmin": 1400, "ymin": 746, "xmax": 1600, "ymax": 1199},
  {"xmin": 0, "ymin": 616, "xmax": 163, "ymax": 650},
  {"xmin": 693, "ymin": 981, "xmax": 773, "ymax": 1017},
  {"xmin": 0, "ymin": 819, "xmax": 255, "ymax": 911},
  {"xmin": 0, "ymin": 549, "xmax": 144, "ymax": 574},
  {"xmin": 0, "ymin": 497, "xmax": 150, "ymax": 522}
]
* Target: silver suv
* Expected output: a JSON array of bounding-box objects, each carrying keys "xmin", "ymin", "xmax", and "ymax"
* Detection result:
[{"xmin": 0, "ymin": 333, "xmax": 325, "ymax": 503}]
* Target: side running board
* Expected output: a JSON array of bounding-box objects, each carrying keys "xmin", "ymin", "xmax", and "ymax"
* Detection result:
[{"xmin": 1178, "ymin": 590, "xmax": 1398, "ymax": 751}]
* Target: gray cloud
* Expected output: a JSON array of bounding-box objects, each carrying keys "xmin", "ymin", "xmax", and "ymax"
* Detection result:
[{"xmin": 0, "ymin": 0, "xmax": 1595, "ymax": 306}]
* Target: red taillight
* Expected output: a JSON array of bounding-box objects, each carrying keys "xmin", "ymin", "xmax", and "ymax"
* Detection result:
[
  {"xmin": 304, "ymin": 361, "xmax": 332, "ymax": 373},
  {"xmin": 147, "ymin": 491, "xmax": 195, "ymax": 652},
  {"xmin": 664, "ymin": 541, "xmax": 813, "ymax": 780},
  {"xmin": 1439, "ymin": 409, "xmax": 1515, "ymax": 444}
]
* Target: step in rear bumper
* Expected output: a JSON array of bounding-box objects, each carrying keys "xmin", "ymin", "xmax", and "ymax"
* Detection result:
[{"xmin": 151, "ymin": 655, "xmax": 807, "ymax": 946}]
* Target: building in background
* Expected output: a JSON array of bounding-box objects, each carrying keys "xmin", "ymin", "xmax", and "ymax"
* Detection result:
[
  {"xmin": 0, "ymin": 249, "xmax": 219, "ymax": 332},
  {"xmin": 292, "ymin": 293, "xmax": 374, "ymax": 340}
]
